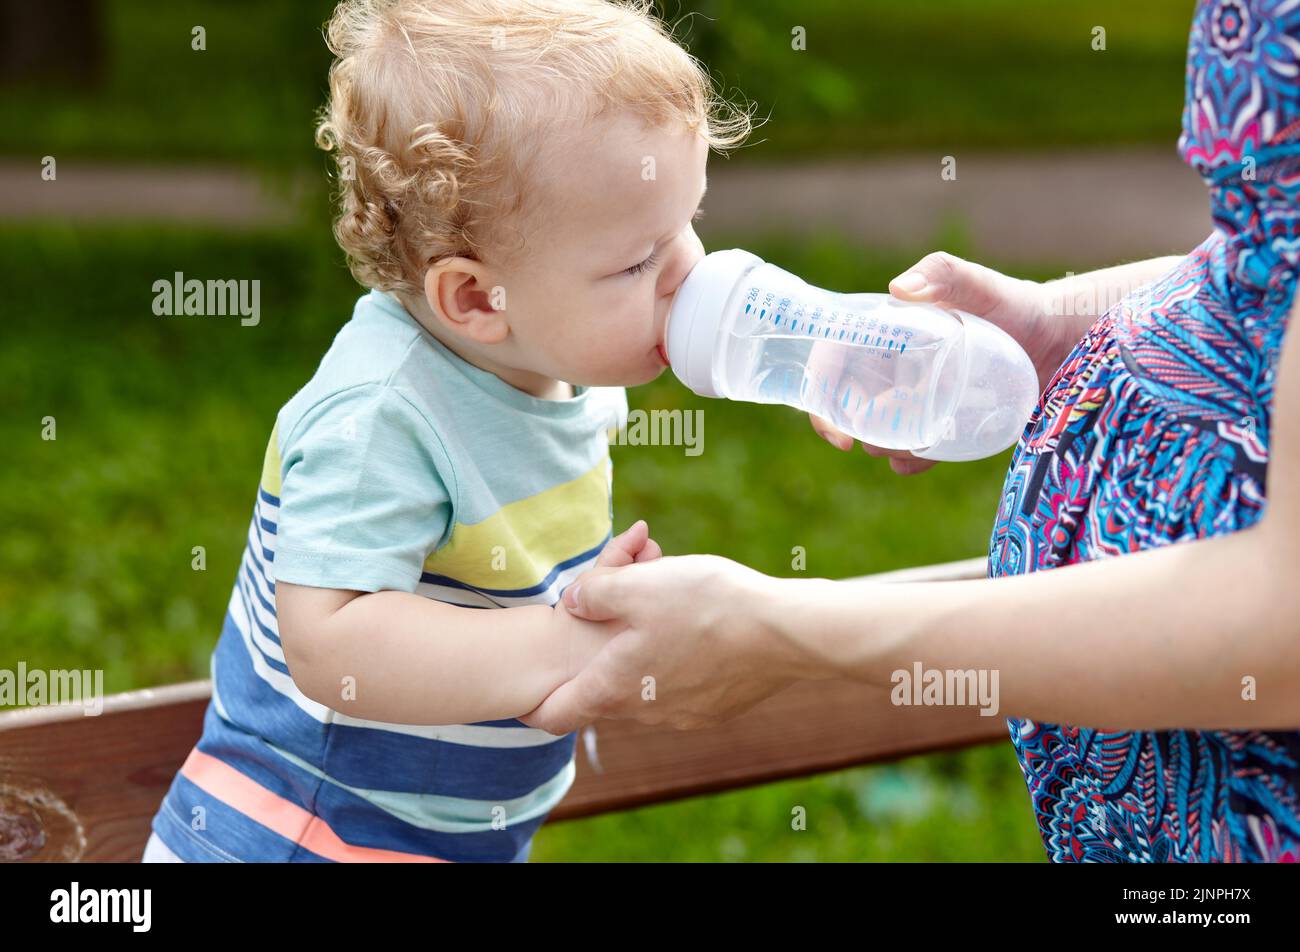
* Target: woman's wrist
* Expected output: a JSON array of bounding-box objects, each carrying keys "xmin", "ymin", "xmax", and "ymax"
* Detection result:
[
  {"xmin": 750, "ymin": 574, "xmax": 874, "ymax": 683},
  {"xmin": 755, "ymin": 573, "xmax": 939, "ymax": 688},
  {"xmin": 1027, "ymin": 278, "xmax": 1078, "ymax": 377},
  {"xmin": 1036, "ymin": 255, "xmax": 1188, "ymax": 371}
]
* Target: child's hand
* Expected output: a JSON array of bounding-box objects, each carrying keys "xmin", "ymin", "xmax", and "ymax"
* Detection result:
[
  {"xmin": 549, "ymin": 520, "xmax": 661, "ymax": 681},
  {"xmin": 557, "ymin": 522, "xmax": 661, "ymax": 626},
  {"xmin": 562, "ymin": 519, "xmax": 661, "ymax": 614},
  {"xmin": 592, "ymin": 518, "xmax": 662, "ymax": 568},
  {"xmin": 810, "ymin": 251, "xmax": 1054, "ymax": 475}
]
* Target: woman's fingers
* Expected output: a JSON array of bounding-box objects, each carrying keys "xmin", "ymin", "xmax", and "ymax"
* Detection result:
[
  {"xmin": 809, "ymin": 413, "xmax": 936, "ymax": 473},
  {"xmin": 888, "ymin": 455, "xmax": 937, "ymax": 475},
  {"xmin": 809, "ymin": 413, "xmax": 853, "ymax": 451},
  {"xmin": 889, "ymin": 250, "xmax": 1011, "ymax": 317},
  {"xmin": 873, "ymin": 447, "xmax": 936, "ymax": 474},
  {"xmin": 518, "ymin": 660, "xmax": 615, "ymax": 734},
  {"xmin": 806, "ymin": 250, "xmax": 1021, "ymax": 475}
]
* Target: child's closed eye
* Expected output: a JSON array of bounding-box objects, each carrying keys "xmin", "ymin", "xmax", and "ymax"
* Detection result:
[{"xmin": 624, "ymin": 250, "xmax": 660, "ymax": 277}]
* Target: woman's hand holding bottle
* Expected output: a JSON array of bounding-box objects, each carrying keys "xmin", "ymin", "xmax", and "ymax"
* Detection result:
[{"xmin": 810, "ymin": 251, "xmax": 1062, "ymax": 474}]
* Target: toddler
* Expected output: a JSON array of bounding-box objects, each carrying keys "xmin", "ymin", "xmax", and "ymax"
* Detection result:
[{"xmin": 142, "ymin": 0, "xmax": 749, "ymax": 862}]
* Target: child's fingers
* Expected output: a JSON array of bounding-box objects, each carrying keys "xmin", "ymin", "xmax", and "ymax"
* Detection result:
[
  {"xmin": 594, "ymin": 519, "xmax": 649, "ymax": 568},
  {"xmin": 565, "ymin": 526, "xmax": 654, "ymax": 612},
  {"xmin": 634, "ymin": 536, "xmax": 662, "ymax": 562}
]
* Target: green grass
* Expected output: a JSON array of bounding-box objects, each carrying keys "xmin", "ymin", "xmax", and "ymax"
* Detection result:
[
  {"xmin": 679, "ymin": 0, "xmax": 1196, "ymax": 158},
  {"xmin": 2, "ymin": 0, "xmax": 334, "ymax": 169},
  {"xmin": 1, "ymin": 0, "xmax": 1195, "ymax": 165},
  {"xmin": 0, "ymin": 220, "xmax": 1047, "ymax": 860}
]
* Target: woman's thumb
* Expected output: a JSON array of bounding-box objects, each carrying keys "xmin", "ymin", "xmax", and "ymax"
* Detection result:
[
  {"xmin": 560, "ymin": 568, "xmax": 621, "ymax": 621},
  {"xmin": 889, "ymin": 251, "xmax": 1005, "ymax": 317}
]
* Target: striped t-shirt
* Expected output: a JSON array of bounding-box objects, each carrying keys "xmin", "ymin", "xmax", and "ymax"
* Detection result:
[{"xmin": 149, "ymin": 288, "xmax": 628, "ymax": 862}]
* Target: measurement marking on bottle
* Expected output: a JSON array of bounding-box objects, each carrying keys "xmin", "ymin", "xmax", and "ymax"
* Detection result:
[{"xmin": 718, "ymin": 276, "xmax": 1024, "ymax": 459}]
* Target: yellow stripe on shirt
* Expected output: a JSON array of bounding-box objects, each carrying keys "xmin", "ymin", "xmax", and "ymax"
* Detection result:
[
  {"xmin": 422, "ymin": 459, "xmax": 611, "ymax": 591},
  {"xmin": 261, "ymin": 420, "xmax": 283, "ymax": 497}
]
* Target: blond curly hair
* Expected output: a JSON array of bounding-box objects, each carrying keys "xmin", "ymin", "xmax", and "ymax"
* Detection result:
[{"xmin": 314, "ymin": 0, "xmax": 753, "ymax": 295}]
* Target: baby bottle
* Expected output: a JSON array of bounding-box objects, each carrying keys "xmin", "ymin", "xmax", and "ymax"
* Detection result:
[{"xmin": 663, "ymin": 249, "xmax": 1039, "ymax": 461}]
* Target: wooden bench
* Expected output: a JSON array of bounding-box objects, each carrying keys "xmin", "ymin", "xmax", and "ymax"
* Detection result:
[{"xmin": 0, "ymin": 556, "xmax": 1004, "ymax": 862}]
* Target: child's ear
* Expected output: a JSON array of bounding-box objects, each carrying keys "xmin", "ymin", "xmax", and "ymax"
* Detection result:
[{"xmin": 422, "ymin": 257, "xmax": 509, "ymax": 345}]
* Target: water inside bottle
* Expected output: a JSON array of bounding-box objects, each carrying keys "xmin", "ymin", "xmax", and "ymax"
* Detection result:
[{"xmin": 720, "ymin": 289, "xmax": 962, "ymax": 450}]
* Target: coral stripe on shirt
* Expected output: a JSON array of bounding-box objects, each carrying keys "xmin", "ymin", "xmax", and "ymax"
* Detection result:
[{"xmin": 179, "ymin": 748, "xmax": 451, "ymax": 863}]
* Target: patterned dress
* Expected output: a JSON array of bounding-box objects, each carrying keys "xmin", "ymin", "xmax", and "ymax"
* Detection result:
[{"xmin": 988, "ymin": 0, "xmax": 1300, "ymax": 862}]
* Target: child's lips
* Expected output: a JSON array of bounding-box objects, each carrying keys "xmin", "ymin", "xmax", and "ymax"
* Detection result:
[{"xmin": 656, "ymin": 341, "xmax": 670, "ymax": 366}]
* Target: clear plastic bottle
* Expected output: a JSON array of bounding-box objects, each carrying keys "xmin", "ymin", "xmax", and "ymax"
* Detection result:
[{"xmin": 664, "ymin": 249, "xmax": 1039, "ymax": 461}]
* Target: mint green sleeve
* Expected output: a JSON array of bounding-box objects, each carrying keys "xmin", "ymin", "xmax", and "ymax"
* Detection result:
[{"xmin": 272, "ymin": 383, "xmax": 454, "ymax": 594}]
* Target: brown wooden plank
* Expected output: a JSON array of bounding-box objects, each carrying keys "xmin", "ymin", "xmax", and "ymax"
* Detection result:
[
  {"xmin": 551, "ymin": 679, "xmax": 1007, "ymax": 821},
  {"xmin": 0, "ymin": 682, "xmax": 210, "ymax": 862},
  {"xmin": 0, "ymin": 556, "xmax": 995, "ymax": 861}
]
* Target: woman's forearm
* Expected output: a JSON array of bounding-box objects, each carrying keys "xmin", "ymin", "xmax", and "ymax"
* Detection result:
[
  {"xmin": 775, "ymin": 273, "xmax": 1300, "ymax": 732},
  {"xmin": 776, "ymin": 523, "xmax": 1300, "ymax": 730},
  {"xmin": 1040, "ymin": 255, "xmax": 1188, "ymax": 354}
]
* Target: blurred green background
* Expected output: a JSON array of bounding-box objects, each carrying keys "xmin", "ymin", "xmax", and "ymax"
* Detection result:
[
  {"xmin": 1, "ymin": 0, "xmax": 1200, "ymax": 861},
  {"xmin": 2, "ymin": 0, "xmax": 1193, "ymax": 163}
]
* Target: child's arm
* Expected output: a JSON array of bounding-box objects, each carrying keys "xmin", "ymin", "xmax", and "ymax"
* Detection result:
[{"xmin": 277, "ymin": 520, "xmax": 660, "ymax": 726}]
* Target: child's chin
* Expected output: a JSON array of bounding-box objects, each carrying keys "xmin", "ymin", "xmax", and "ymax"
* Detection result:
[
  {"xmin": 631, "ymin": 364, "xmax": 669, "ymax": 386},
  {"xmin": 589, "ymin": 364, "xmax": 668, "ymax": 388}
]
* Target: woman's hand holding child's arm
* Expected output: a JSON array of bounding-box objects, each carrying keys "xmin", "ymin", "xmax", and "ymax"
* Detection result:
[{"xmin": 553, "ymin": 518, "xmax": 661, "ymax": 681}]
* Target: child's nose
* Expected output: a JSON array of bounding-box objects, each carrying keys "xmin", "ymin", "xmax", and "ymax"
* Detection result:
[{"xmin": 659, "ymin": 229, "xmax": 705, "ymax": 298}]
